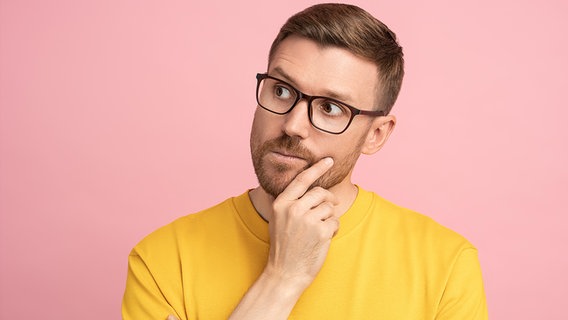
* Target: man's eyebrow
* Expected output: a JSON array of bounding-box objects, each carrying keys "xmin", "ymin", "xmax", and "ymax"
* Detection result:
[
  {"xmin": 271, "ymin": 67, "xmax": 298, "ymax": 86},
  {"xmin": 270, "ymin": 66, "xmax": 356, "ymax": 105}
]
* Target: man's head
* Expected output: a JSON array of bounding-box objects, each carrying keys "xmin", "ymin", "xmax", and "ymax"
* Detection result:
[
  {"xmin": 251, "ymin": 4, "xmax": 403, "ymax": 198},
  {"xmin": 269, "ymin": 3, "xmax": 404, "ymax": 114}
]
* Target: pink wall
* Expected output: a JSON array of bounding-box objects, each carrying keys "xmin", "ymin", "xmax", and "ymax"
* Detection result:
[{"xmin": 1, "ymin": 0, "xmax": 567, "ymax": 318}]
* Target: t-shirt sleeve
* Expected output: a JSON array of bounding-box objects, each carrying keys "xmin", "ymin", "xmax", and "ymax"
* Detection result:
[
  {"xmin": 121, "ymin": 250, "xmax": 183, "ymax": 320},
  {"xmin": 436, "ymin": 247, "xmax": 488, "ymax": 320}
]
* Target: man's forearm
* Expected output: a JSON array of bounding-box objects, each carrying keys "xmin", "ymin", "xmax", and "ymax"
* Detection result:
[{"xmin": 229, "ymin": 269, "xmax": 308, "ymax": 320}]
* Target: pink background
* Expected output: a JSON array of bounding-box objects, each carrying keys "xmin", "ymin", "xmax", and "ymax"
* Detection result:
[{"xmin": 1, "ymin": 0, "xmax": 567, "ymax": 319}]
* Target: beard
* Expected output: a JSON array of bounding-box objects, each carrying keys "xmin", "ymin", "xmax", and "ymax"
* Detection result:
[{"xmin": 250, "ymin": 134, "xmax": 364, "ymax": 198}]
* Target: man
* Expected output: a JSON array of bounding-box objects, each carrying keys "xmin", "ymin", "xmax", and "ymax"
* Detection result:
[{"xmin": 122, "ymin": 3, "xmax": 487, "ymax": 319}]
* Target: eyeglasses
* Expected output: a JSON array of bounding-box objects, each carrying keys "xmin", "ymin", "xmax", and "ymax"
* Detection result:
[{"xmin": 255, "ymin": 73, "xmax": 385, "ymax": 134}]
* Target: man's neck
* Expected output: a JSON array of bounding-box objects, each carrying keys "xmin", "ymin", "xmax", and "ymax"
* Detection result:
[{"xmin": 248, "ymin": 181, "xmax": 359, "ymax": 222}]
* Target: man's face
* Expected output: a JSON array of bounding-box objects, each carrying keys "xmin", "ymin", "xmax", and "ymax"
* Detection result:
[{"xmin": 250, "ymin": 36, "xmax": 380, "ymax": 198}]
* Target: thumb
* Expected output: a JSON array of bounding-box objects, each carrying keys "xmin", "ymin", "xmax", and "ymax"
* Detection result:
[{"xmin": 167, "ymin": 315, "xmax": 179, "ymax": 320}]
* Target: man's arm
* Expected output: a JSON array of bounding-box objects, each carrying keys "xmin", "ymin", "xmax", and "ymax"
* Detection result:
[{"xmin": 229, "ymin": 157, "xmax": 339, "ymax": 319}]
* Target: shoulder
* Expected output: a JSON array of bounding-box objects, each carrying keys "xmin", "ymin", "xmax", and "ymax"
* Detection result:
[
  {"xmin": 365, "ymin": 189, "xmax": 476, "ymax": 254},
  {"xmin": 130, "ymin": 195, "xmax": 239, "ymax": 259}
]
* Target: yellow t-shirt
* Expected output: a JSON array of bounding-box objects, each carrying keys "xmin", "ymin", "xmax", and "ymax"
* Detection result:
[{"xmin": 122, "ymin": 187, "xmax": 487, "ymax": 319}]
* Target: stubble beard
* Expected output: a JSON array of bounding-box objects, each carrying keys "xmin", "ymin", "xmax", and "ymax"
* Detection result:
[{"xmin": 251, "ymin": 135, "xmax": 364, "ymax": 198}]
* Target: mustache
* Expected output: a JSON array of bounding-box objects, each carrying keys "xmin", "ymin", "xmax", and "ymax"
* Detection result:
[{"xmin": 261, "ymin": 135, "xmax": 317, "ymax": 164}]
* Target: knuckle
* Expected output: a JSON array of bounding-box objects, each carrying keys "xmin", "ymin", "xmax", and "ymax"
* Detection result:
[
  {"xmin": 272, "ymin": 200, "xmax": 285, "ymax": 212},
  {"xmin": 317, "ymin": 202, "xmax": 334, "ymax": 217},
  {"xmin": 310, "ymin": 186, "xmax": 326, "ymax": 195},
  {"xmin": 322, "ymin": 201, "xmax": 334, "ymax": 211},
  {"xmin": 305, "ymin": 187, "xmax": 329, "ymax": 200},
  {"xmin": 327, "ymin": 218, "xmax": 339, "ymax": 230}
]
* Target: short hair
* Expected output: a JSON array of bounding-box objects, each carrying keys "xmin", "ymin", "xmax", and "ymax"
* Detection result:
[{"xmin": 268, "ymin": 3, "xmax": 404, "ymax": 114}]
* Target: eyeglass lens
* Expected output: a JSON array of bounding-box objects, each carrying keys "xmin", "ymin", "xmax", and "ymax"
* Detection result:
[{"xmin": 257, "ymin": 77, "xmax": 353, "ymax": 133}]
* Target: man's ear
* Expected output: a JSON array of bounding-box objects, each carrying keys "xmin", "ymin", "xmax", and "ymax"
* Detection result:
[{"xmin": 361, "ymin": 114, "xmax": 396, "ymax": 155}]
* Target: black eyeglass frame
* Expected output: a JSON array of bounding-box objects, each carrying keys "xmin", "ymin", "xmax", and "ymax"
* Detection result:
[{"xmin": 255, "ymin": 73, "xmax": 385, "ymax": 134}]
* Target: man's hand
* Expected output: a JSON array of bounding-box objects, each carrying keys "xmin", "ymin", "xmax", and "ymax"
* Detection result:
[
  {"xmin": 167, "ymin": 315, "xmax": 179, "ymax": 320},
  {"xmin": 265, "ymin": 157, "xmax": 339, "ymax": 288},
  {"xmin": 229, "ymin": 157, "xmax": 338, "ymax": 320}
]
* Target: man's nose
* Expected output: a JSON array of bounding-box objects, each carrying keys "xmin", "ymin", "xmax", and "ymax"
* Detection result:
[{"xmin": 282, "ymin": 99, "xmax": 311, "ymax": 139}]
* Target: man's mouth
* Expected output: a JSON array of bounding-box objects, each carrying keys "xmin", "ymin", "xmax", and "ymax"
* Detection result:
[
  {"xmin": 258, "ymin": 135, "xmax": 316, "ymax": 166},
  {"xmin": 269, "ymin": 149, "xmax": 310, "ymax": 164},
  {"xmin": 274, "ymin": 150, "xmax": 304, "ymax": 159}
]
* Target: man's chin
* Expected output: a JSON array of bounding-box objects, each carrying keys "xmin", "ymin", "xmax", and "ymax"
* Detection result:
[
  {"xmin": 258, "ymin": 170, "xmax": 343, "ymax": 198},
  {"xmin": 257, "ymin": 171, "xmax": 298, "ymax": 198},
  {"xmin": 258, "ymin": 182, "xmax": 286, "ymax": 199}
]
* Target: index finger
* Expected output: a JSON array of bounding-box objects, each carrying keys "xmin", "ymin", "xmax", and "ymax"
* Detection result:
[{"xmin": 279, "ymin": 157, "xmax": 334, "ymax": 201}]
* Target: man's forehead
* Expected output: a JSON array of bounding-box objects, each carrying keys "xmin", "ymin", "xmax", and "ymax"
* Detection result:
[
  {"xmin": 269, "ymin": 66, "xmax": 357, "ymax": 104},
  {"xmin": 268, "ymin": 36, "xmax": 378, "ymax": 108}
]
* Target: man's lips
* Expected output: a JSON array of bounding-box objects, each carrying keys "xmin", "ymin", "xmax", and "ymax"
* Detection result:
[
  {"xmin": 269, "ymin": 150, "xmax": 309, "ymax": 163},
  {"xmin": 274, "ymin": 150, "xmax": 304, "ymax": 159}
]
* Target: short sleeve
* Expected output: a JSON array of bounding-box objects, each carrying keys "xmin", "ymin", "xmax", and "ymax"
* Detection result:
[
  {"xmin": 436, "ymin": 248, "xmax": 488, "ymax": 320},
  {"xmin": 121, "ymin": 251, "xmax": 181, "ymax": 320}
]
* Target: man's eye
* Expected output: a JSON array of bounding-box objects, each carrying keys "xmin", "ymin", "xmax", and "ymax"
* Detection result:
[
  {"xmin": 274, "ymin": 85, "xmax": 292, "ymax": 99},
  {"xmin": 320, "ymin": 102, "xmax": 345, "ymax": 116}
]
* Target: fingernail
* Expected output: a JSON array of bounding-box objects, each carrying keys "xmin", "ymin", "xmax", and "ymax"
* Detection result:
[{"xmin": 323, "ymin": 157, "xmax": 333, "ymax": 165}]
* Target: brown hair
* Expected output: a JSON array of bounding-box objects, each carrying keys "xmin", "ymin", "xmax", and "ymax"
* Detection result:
[{"xmin": 268, "ymin": 3, "xmax": 404, "ymax": 114}]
